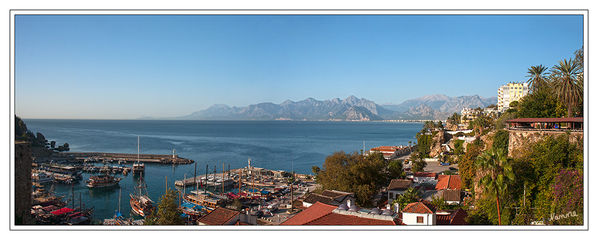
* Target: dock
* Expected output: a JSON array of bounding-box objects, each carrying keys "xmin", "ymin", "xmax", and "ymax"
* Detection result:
[{"xmin": 59, "ymin": 152, "xmax": 194, "ymax": 165}]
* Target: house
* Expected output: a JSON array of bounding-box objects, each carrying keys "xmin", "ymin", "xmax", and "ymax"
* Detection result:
[
  {"xmin": 401, "ymin": 201, "xmax": 436, "ymax": 225},
  {"xmin": 369, "ymin": 146, "xmax": 412, "ymax": 159},
  {"xmin": 197, "ymin": 207, "xmax": 255, "ymax": 225},
  {"xmin": 302, "ymin": 190, "xmax": 354, "ymax": 208},
  {"xmin": 440, "ymin": 189, "xmax": 462, "ymax": 205},
  {"xmin": 387, "ymin": 179, "xmax": 413, "ymax": 201},
  {"xmin": 282, "ymin": 200, "xmax": 402, "ymax": 225},
  {"xmin": 435, "ymin": 209, "xmax": 468, "ymax": 225},
  {"xmin": 411, "ymin": 172, "xmax": 437, "ymax": 185},
  {"xmin": 435, "ymin": 175, "xmax": 462, "ymax": 191}
]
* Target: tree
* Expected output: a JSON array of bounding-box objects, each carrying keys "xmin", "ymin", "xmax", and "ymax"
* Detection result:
[
  {"xmin": 551, "ymin": 58, "xmax": 583, "ymax": 117},
  {"xmin": 311, "ymin": 166, "xmax": 320, "ymax": 175},
  {"xmin": 387, "ymin": 160, "xmax": 405, "ymax": 180},
  {"xmin": 526, "ymin": 65, "xmax": 549, "ymax": 92},
  {"xmin": 476, "ymin": 149, "xmax": 515, "ymax": 225},
  {"xmin": 492, "ymin": 130, "xmax": 509, "ymax": 154},
  {"xmin": 412, "ymin": 158, "xmax": 427, "ymax": 173},
  {"xmin": 315, "ymin": 151, "xmax": 388, "ymax": 207},
  {"xmin": 447, "ymin": 113, "xmax": 461, "ymax": 126},
  {"xmin": 144, "ymin": 189, "xmax": 184, "ymax": 225},
  {"xmin": 516, "ymin": 87, "xmax": 566, "ymax": 118},
  {"xmin": 392, "ymin": 187, "xmax": 420, "ymax": 211}
]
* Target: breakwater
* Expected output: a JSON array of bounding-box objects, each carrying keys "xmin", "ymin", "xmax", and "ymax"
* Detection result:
[{"xmin": 59, "ymin": 152, "xmax": 194, "ymax": 164}]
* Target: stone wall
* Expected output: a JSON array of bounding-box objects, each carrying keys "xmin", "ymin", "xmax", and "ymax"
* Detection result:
[
  {"xmin": 15, "ymin": 141, "xmax": 33, "ymax": 225},
  {"xmin": 508, "ymin": 129, "xmax": 583, "ymax": 158}
]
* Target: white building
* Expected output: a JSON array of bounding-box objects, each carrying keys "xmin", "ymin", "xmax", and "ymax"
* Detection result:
[
  {"xmin": 497, "ymin": 82, "xmax": 529, "ymax": 112},
  {"xmin": 401, "ymin": 202, "xmax": 436, "ymax": 225}
]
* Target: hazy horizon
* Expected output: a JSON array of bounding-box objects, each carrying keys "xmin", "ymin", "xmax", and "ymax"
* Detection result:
[{"xmin": 15, "ymin": 15, "xmax": 583, "ymax": 119}]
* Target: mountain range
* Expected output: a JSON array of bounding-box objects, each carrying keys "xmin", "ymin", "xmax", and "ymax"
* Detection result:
[{"xmin": 174, "ymin": 94, "xmax": 497, "ymax": 121}]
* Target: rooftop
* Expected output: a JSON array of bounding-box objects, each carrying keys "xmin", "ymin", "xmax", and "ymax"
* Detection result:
[
  {"xmin": 435, "ymin": 175, "xmax": 462, "ymax": 190},
  {"xmin": 197, "ymin": 207, "xmax": 240, "ymax": 225},
  {"xmin": 506, "ymin": 117, "xmax": 583, "ymax": 123},
  {"xmin": 281, "ymin": 202, "xmax": 338, "ymax": 225},
  {"xmin": 387, "ymin": 179, "xmax": 413, "ymax": 191},
  {"xmin": 402, "ymin": 201, "xmax": 436, "ymax": 214}
]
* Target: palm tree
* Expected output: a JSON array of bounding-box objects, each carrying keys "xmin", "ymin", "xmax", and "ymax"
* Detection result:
[
  {"xmin": 551, "ymin": 58, "xmax": 583, "ymax": 117},
  {"xmin": 476, "ymin": 149, "xmax": 514, "ymax": 225},
  {"xmin": 526, "ymin": 65, "xmax": 549, "ymax": 92}
]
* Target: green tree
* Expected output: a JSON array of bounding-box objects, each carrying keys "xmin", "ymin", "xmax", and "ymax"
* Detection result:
[
  {"xmin": 412, "ymin": 158, "xmax": 427, "ymax": 173},
  {"xmin": 391, "ymin": 187, "xmax": 420, "ymax": 211},
  {"xmin": 492, "ymin": 130, "xmax": 509, "ymax": 154},
  {"xmin": 516, "ymin": 88, "xmax": 566, "ymax": 118},
  {"xmin": 387, "ymin": 160, "xmax": 405, "ymax": 180},
  {"xmin": 476, "ymin": 149, "xmax": 515, "ymax": 225},
  {"xmin": 551, "ymin": 58, "xmax": 583, "ymax": 117},
  {"xmin": 315, "ymin": 151, "xmax": 388, "ymax": 207},
  {"xmin": 144, "ymin": 189, "xmax": 184, "ymax": 225},
  {"xmin": 526, "ymin": 65, "xmax": 549, "ymax": 92}
]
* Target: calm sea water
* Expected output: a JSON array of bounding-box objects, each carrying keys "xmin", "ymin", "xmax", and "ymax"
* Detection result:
[{"xmin": 24, "ymin": 119, "xmax": 421, "ymax": 221}]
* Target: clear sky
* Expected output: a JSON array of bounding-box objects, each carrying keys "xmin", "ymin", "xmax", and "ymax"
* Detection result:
[{"xmin": 15, "ymin": 14, "xmax": 583, "ymax": 119}]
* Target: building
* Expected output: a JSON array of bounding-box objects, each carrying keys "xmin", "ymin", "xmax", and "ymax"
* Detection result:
[
  {"xmin": 369, "ymin": 146, "xmax": 412, "ymax": 160},
  {"xmin": 282, "ymin": 201, "xmax": 401, "ymax": 225},
  {"xmin": 410, "ymin": 172, "xmax": 437, "ymax": 185},
  {"xmin": 401, "ymin": 201, "xmax": 436, "ymax": 225},
  {"xmin": 506, "ymin": 117, "xmax": 583, "ymax": 131},
  {"xmin": 302, "ymin": 190, "xmax": 354, "ymax": 208},
  {"xmin": 435, "ymin": 175, "xmax": 462, "ymax": 191},
  {"xmin": 197, "ymin": 207, "xmax": 255, "ymax": 225},
  {"xmin": 15, "ymin": 141, "xmax": 33, "ymax": 225},
  {"xmin": 435, "ymin": 209, "xmax": 468, "ymax": 225},
  {"xmin": 387, "ymin": 179, "xmax": 413, "ymax": 201},
  {"xmin": 497, "ymin": 82, "xmax": 529, "ymax": 112},
  {"xmin": 460, "ymin": 108, "xmax": 481, "ymax": 125}
]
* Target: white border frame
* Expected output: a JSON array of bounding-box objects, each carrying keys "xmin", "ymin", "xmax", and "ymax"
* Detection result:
[{"xmin": 9, "ymin": 9, "xmax": 589, "ymax": 231}]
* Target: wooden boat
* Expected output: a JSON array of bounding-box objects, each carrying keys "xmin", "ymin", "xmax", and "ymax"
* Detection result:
[
  {"xmin": 182, "ymin": 191, "xmax": 220, "ymax": 211},
  {"xmin": 86, "ymin": 174, "xmax": 121, "ymax": 188},
  {"xmin": 130, "ymin": 176, "xmax": 154, "ymax": 217}
]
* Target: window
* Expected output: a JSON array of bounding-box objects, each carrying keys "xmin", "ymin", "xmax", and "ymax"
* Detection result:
[{"xmin": 417, "ymin": 216, "xmax": 424, "ymax": 223}]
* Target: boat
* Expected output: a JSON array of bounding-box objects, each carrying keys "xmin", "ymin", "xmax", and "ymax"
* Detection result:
[
  {"xmin": 86, "ymin": 174, "xmax": 121, "ymax": 188},
  {"xmin": 130, "ymin": 176, "xmax": 154, "ymax": 217},
  {"xmin": 32, "ymin": 171, "xmax": 54, "ymax": 184},
  {"xmin": 132, "ymin": 136, "xmax": 145, "ymax": 174},
  {"xmin": 182, "ymin": 190, "xmax": 221, "ymax": 211}
]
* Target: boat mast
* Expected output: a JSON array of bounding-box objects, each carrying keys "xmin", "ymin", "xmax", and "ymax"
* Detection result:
[{"xmin": 137, "ymin": 136, "xmax": 140, "ymax": 164}]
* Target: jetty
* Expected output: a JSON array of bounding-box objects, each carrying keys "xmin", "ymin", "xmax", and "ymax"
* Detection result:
[{"xmin": 58, "ymin": 152, "xmax": 194, "ymax": 165}]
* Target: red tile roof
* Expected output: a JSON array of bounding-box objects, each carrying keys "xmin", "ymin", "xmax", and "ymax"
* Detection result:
[
  {"xmin": 435, "ymin": 175, "xmax": 462, "ymax": 190},
  {"xmin": 197, "ymin": 207, "xmax": 240, "ymax": 225},
  {"xmin": 282, "ymin": 201, "xmax": 401, "ymax": 225},
  {"xmin": 413, "ymin": 172, "xmax": 437, "ymax": 178},
  {"xmin": 305, "ymin": 212, "xmax": 400, "ymax": 225},
  {"xmin": 436, "ymin": 209, "xmax": 468, "ymax": 225},
  {"xmin": 402, "ymin": 201, "xmax": 436, "ymax": 214},
  {"xmin": 370, "ymin": 146, "xmax": 401, "ymax": 152},
  {"xmin": 281, "ymin": 202, "xmax": 337, "ymax": 225}
]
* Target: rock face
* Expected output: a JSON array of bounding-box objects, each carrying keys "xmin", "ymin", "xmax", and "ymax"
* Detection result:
[
  {"xmin": 429, "ymin": 130, "xmax": 451, "ymax": 158},
  {"xmin": 508, "ymin": 130, "xmax": 583, "ymax": 158}
]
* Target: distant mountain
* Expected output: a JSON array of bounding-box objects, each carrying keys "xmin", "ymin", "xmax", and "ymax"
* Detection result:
[
  {"xmin": 176, "ymin": 94, "xmax": 497, "ymax": 121},
  {"xmin": 381, "ymin": 94, "xmax": 497, "ymax": 120}
]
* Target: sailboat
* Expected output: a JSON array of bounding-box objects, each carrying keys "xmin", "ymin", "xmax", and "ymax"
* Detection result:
[
  {"xmin": 129, "ymin": 175, "xmax": 154, "ymax": 217},
  {"xmin": 132, "ymin": 136, "xmax": 145, "ymax": 174}
]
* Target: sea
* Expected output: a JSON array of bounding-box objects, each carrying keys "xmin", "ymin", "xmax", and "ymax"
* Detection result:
[{"xmin": 23, "ymin": 119, "xmax": 422, "ymax": 221}]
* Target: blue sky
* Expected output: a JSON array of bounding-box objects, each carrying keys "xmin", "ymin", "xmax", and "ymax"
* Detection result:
[{"xmin": 15, "ymin": 14, "xmax": 583, "ymax": 119}]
